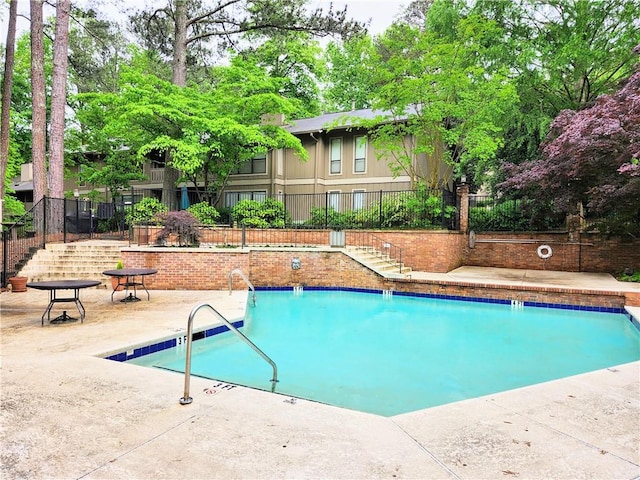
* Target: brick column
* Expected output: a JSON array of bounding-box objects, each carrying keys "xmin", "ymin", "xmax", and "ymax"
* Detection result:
[{"xmin": 456, "ymin": 184, "xmax": 470, "ymax": 233}]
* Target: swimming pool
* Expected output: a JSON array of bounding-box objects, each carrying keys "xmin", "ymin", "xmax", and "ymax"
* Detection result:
[{"xmin": 126, "ymin": 289, "xmax": 640, "ymax": 416}]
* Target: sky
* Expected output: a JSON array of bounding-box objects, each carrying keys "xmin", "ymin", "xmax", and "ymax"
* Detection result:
[{"xmin": 1, "ymin": 0, "xmax": 409, "ymax": 42}]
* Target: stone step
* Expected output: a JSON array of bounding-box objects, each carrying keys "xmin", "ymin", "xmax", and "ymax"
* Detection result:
[
  {"xmin": 345, "ymin": 246, "xmax": 412, "ymax": 276},
  {"xmin": 16, "ymin": 241, "xmax": 127, "ymax": 285}
]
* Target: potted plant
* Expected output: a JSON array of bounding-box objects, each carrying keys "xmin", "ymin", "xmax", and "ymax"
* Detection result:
[
  {"xmin": 8, "ymin": 275, "xmax": 28, "ymax": 292},
  {"xmin": 111, "ymin": 260, "xmax": 125, "ymax": 291}
]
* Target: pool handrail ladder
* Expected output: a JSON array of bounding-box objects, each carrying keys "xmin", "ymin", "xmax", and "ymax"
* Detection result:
[
  {"xmin": 229, "ymin": 268, "xmax": 256, "ymax": 306},
  {"xmin": 179, "ymin": 302, "xmax": 278, "ymax": 405}
]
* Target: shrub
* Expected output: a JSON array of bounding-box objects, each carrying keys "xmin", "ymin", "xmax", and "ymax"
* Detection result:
[
  {"xmin": 232, "ymin": 198, "xmax": 286, "ymax": 228},
  {"xmin": 155, "ymin": 210, "xmax": 201, "ymax": 246},
  {"xmin": 125, "ymin": 197, "xmax": 167, "ymax": 225},
  {"xmin": 187, "ymin": 202, "xmax": 220, "ymax": 225}
]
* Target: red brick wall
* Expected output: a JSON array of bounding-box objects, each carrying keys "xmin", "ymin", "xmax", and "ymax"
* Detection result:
[
  {"xmin": 123, "ymin": 249, "xmax": 250, "ymax": 290},
  {"xmin": 350, "ymin": 230, "xmax": 466, "ymax": 272},
  {"xmin": 465, "ymin": 232, "xmax": 640, "ymax": 274},
  {"xmin": 121, "ymin": 247, "xmax": 632, "ymax": 307},
  {"xmin": 128, "ymin": 228, "xmax": 639, "ymax": 276}
]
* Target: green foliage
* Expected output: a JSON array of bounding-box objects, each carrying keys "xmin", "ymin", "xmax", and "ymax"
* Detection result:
[
  {"xmin": 306, "ymin": 189, "xmax": 454, "ymax": 229},
  {"xmin": 156, "ymin": 211, "xmax": 201, "ymax": 247},
  {"xmin": 125, "ymin": 197, "xmax": 167, "ymax": 225},
  {"xmin": 74, "ymin": 66, "xmax": 308, "ymax": 197},
  {"xmin": 239, "ymin": 33, "xmax": 326, "ymax": 118},
  {"xmin": 2, "ymin": 196, "xmax": 26, "ymax": 221},
  {"xmin": 360, "ymin": 7, "xmax": 518, "ymax": 187},
  {"xmin": 473, "ymin": 0, "xmax": 640, "ymax": 171},
  {"xmin": 469, "ymin": 199, "xmax": 563, "ymax": 232},
  {"xmin": 232, "ymin": 198, "xmax": 286, "ymax": 228},
  {"xmin": 469, "ymin": 200, "xmax": 529, "ymax": 231},
  {"xmin": 307, "ymin": 207, "xmax": 355, "ymax": 230},
  {"xmin": 187, "ymin": 202, "xmax": 220, "ymax": 225},
  {"xmin": 616, "ymin": 270, "xmax": 640, "ymax": 283},
  {"xmin": 323, "ymin": 34, "xmax": 377, "ymax": 111}
]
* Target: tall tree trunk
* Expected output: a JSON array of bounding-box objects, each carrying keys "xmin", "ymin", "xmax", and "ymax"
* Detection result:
[
  {"xmin": 161, "ymin": 0, "xmax": 188, "ymax": 210},
  {"xmin": 49, "ymin": 0, "xmax": 71, "ymax": 200},
  {"xmin": 30, "ymin": 0, "xmax": 47, "ymax": 204},
  {"xmin": 0, "ymin": 0, "xmax": 18, "ymax": 222}
]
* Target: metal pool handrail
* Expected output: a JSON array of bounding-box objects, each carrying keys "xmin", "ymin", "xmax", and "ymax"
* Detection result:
[
  {"xmin": 179, "ymin": 302, "xmax": 278, "ymax": 405},
  {"xmin": 229, "ymin": 268, "xmax": 256, "ymax": 306}
]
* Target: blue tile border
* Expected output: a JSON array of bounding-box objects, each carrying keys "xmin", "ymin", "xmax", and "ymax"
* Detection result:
[
  {"xmin": 256, "ymin": 285, "xmax": 627, "ymax": 314},
  {"xmin": 105, "ymin": 320, "xmax": 243, "ymax": 363}
]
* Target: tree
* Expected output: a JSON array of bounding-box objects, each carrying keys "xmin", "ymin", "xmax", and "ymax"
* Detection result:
[
  {"xmin": 30, "ymin": 0, "xmax": 47, "ymax": 204},
  {"xmin": 75, "ymin": 66, "xmax": 307, "ymax": 203},
  {"xmin": 66, "ymin": 7, "xmax": 130, "ymax": 95},
  {"xmin": 129, "ymin": 0, "xmax": 365, "ymax": 208},
  {"xmin": 499, "ymin": 48, "xmax": 640, "ymax": 237},
  {"xmin": 473, "ymin": 0, "xmax": 640, "ymax": 180},
  {"xmin": 323, "ymin": 34, "xmax": 377, "ymax": 112},
  {"xmin": 1, "ymin": 0, "xmax": 18, "ymax": 221},
  {"xmin": 356, "ymin": 7, "xmax": 518, "ymax": 188},
  {"xmin": 48, "ymin": 0, "xmax": 71, "ymax": 200},
  {"xmin": 239, "ymin": 32, "xmax": 325, "ymax": 118}
]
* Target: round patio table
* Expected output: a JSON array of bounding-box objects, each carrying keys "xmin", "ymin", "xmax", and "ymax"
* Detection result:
[
  {"xmin": 103, "ymin": 268, "xmax": 158, "ymax": 303},
  {"xmin": 26, "ymin": 279, "xmax": 101, "ymax": 325}
]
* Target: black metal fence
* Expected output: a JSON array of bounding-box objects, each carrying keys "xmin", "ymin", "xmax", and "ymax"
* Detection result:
[
  {"xmin": 275, "ymin": 189, "xmax": 458, "ymax": 230},
  {"xmin": 115, "ymin": 187, "xmax": 459, "ymax": 230},
  {"xmin": 1, "ymin": 196, "xmax": 132, "ymax": 286},
  {"xmin": 2, "ymin": 188, "xmax": 458, "ymax": 286},
  {"xmin": 468, "ymin": 195, "xmax": 566, "ymax": 232}
]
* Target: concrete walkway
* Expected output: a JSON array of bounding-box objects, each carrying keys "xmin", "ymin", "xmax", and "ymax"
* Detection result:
[{"xmin": 1, "ymin": 271, "xmax": 639, "ymax": 479}]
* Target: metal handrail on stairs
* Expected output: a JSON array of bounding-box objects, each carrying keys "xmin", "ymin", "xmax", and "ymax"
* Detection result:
[
  {"xmin": 179, "ymin": 302, "xmax": 278, "ymax": 405},
  {"xmin": 229, "ymin": 268, "xmax": 256, "ymax": 306},
  {"xmin": 350, "ymin": 231, "xmax": 404, "ymax": 274}
]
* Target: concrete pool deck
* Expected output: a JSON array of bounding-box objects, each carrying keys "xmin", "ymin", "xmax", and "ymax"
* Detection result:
[{"xmin": 1, "ymin": 269, "xmax": 639, "ymax": 479}]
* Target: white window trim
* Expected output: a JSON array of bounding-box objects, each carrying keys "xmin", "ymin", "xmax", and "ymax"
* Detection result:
[
  {"xmin": 353, "ymin": 135, "xmax": 367, "ymax": 174},
  {"xmin": 352, "ymin": 189, "xmax": 366, "ymax": 211},
  {"xmin": 329, "ymin": 138, "xmax": 342, "ymax": 175},
  {"xmin": 328, "ymin": 190, "xmax": 341, "ymax": 211}
]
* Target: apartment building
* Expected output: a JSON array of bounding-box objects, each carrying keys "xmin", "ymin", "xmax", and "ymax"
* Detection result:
[{"xmin": 13, "ymin": 108, "xmax": 451, "ymax": 211}]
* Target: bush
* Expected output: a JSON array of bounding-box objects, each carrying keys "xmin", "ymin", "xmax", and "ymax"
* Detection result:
[
  {"xmin": 232, "ymin": 198, "xmax": 286, "ymax": 228},
  {"xmin": 187, "ymin": 202, "xmax": 220, "ymax": 225},
  {"xmin": 125, "ymin": 197, "xmax": 167, "ymax": 225},
  {"xmin": 304, "ymin": 190, "xmax": 454, "ymax": 229},
  {"xmin": 155, "ymin": 210, "xmax": 200, "ymax": 246}
]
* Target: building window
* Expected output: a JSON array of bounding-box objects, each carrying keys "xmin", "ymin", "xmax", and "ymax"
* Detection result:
[
  {"xmin": 235, "ymin": 153, "xmax": 267, "ymax": 174},
  {"xmin": 225, "ymin": 191, "xmax": 267, "ymax": 208},
  {"xmin": 77, "ymin": 165, "xmax": 87, "ymax": 187},
  {"xmin": 329, "ymin": 191, "xmax": 341, "ymax": 211},
  {"xmin": 354, "ymin": 136, "xmax": 366, "ymax": 173},
  {"xmin": 352, "ymin": 190, "xmax": 365, "ymax": 210},
  {"xmin": 330, "ymin": 138, "xmax": 342, "ymax": 174}
]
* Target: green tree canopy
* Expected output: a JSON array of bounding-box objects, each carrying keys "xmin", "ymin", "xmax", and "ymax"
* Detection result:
[
  {"xmin": 74, "ymin": 63, "xmax": 307, "ymax": 201},
  {"xmin": 355, "ymin": 4, "xmax": 518, "ymax": 188}
]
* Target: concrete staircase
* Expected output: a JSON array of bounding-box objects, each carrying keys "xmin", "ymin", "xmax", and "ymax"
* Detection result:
[
  {"xmin": 344, "ymin": 246, "xmax": 412, "ymax": 278},
  {"xmin": 17, "ymin": 241, "xmax": 127, "ymax": 288}
]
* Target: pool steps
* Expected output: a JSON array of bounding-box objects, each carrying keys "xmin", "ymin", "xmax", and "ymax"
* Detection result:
[{"xmin": 344, "ymin": 246, "xmax": 411, "ymax": 277}]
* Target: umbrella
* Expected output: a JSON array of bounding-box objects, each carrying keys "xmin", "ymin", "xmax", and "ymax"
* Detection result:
[{"xmin": 180, "ymin": 186, "xmax": 190, "ymax": 210}]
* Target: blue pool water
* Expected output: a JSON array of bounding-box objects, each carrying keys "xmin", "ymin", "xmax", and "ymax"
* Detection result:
[{"xmin": 128, "ymin": 290, "xmax": 640, "ymax": 416}]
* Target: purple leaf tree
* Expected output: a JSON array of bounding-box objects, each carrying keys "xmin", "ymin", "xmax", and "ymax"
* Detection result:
[{"xmin": 500, "ymin": 46, "xmax": 640, "ymax": 236}]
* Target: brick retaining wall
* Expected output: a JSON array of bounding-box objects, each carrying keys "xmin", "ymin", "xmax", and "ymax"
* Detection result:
[
  {"xmin": 465, "ymin": 232, "xmax": 640, "ymax": 274},
  {"xmin": 121, "ymin": 247, "xmax": 635, "ymax": 307}
]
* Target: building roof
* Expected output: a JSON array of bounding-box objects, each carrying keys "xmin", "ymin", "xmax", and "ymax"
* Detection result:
[
  {"xmin": 285, "ymin": 108, "xmax": 398, "ymax": 135},
  {"xmin": 10, "ymin": 180, "xmax": 33, "ymax": 192}
]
